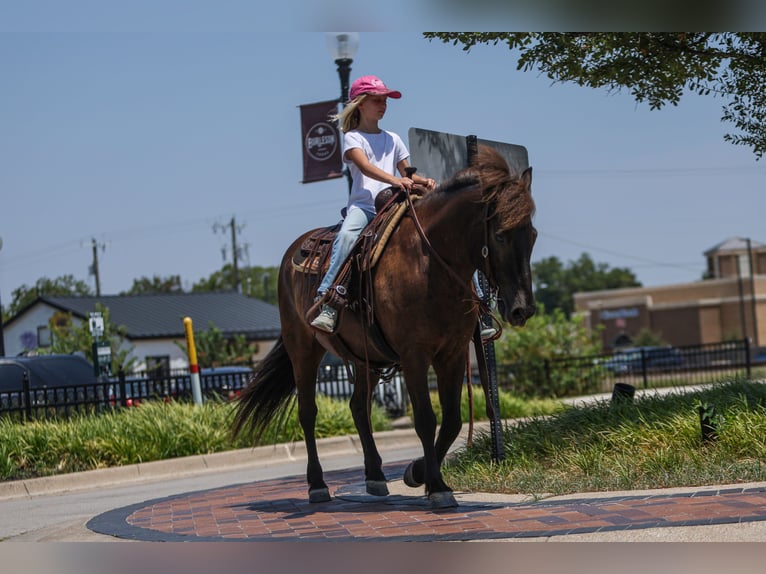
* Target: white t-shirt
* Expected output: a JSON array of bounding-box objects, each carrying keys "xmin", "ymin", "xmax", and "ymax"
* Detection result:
[{"xmin": 343, "ymin": 129, "xmax": 410, "ymax": 213}]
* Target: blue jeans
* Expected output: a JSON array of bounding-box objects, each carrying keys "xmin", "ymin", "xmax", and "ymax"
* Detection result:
[{"xmin": 318, "ymin": 206, "xmax": 375, "ymax": 294}]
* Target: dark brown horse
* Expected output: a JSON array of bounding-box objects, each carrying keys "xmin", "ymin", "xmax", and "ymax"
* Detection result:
[{"xmin": 232, "ymin": 145, "xmax": 536, "ymax": 508}]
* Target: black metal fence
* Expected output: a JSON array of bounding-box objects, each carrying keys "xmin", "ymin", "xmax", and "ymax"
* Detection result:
[
  {"xmin": 0, "ymin": 368, "xmax": 255, "ymax": 422},
  {"xmin": 479, "ymin": 340, "xmax": 754, "ymax": 399},
  {"xmin": 1, "ymin": 340, "xmax": 757, "ymax": 421}
]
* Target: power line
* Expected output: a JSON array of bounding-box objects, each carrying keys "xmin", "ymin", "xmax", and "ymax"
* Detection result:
[{"xmin": 538, "ymin": 231, "xmax": 703, "ymax": 273}]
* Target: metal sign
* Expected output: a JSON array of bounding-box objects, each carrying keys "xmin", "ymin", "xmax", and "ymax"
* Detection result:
[
  {"xmin": 88, "ymin": 312, "xmax": 104, "ymax": 339},
  {"xmin": 408, "ymin": 127, "xmax": 529, "ymax": 183},
  {"xmin": 408, "ymin": 127, "xmax": 530, "ymax": 464}
]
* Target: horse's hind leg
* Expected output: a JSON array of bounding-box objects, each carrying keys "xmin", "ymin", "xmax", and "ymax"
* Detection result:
[
  {"xmin": 283, "ymin": 332, "xmax": 331, "ymax": 503},
  {"xmin": 349, "ymin": 363, "xmax": 388, "ymax": 496}
]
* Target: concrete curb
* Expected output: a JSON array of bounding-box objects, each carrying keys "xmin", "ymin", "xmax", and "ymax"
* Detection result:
[{"xmin": 0, "ymin": 426, "xmax": 426, "ymax": 502}]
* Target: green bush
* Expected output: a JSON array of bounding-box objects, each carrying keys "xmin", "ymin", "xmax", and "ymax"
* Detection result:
[{"xmin": 494, "ymin": 307, "xmax": 605, "ymax": 397}]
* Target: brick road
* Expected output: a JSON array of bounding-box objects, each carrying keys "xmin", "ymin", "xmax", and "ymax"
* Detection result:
[{"xmin": 87, "ymin": 462, "xmax": 766, "ymax": 542}]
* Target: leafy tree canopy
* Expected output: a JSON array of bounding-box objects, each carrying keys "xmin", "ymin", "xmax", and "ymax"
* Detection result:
[
  {"xmin": 42, "ymin": 303, "xmax": 137, "ymax": 374},
  {"xmin": 5, "ymin": 275, "xmax": 93, "ymax": 319},
  {"xmin": 121, "ymin": 274, "xmax": 184, "ymax": 295},
  {"xmin": 533, "ymin": 253, "xmax": 640, "ymax": 317},
  {"xmin": 424, "ymin": 32, "xmax": 766, "ymax": 158},
  {"xmin": 174, "ymin": 321, "xmax": 257, "ymax": 368},
  {"xmin": 191, "ymin": 264, "xmax": 278, "ymax": 306}
]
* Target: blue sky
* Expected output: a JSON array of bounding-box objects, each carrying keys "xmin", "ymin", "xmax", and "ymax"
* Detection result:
[{"xmin": 2, "ymin": 27, "xmax": 765, "ymax": 303}]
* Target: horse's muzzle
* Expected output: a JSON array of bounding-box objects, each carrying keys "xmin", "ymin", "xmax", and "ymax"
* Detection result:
[{"xmin": 498, "ymin": 298, "xmax": 536, "ymax": 327}]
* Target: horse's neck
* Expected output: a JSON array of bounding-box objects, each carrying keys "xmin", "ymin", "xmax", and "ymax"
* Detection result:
[{"xmin": 418, "ymin": 190, "xmax": 485, "ymax": 280}]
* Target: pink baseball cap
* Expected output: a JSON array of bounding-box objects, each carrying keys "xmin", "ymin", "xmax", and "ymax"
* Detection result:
[{"xmin": 349, "ymin": 75, "xmax": 402, "ymax": 101}]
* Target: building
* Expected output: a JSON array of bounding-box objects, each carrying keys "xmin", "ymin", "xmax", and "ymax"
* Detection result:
[
  {"xmin": 2, "ymin": 292, "xmax": 281, "ymax": 371},
  {"xmin": 574, "ymin": 237, "xmax": 766, "ymax": 351}
]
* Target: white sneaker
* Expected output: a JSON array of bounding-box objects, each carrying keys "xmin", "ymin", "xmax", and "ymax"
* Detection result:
[{"xmin": 311, "ymin": 305, "xmax": 337, "ymax": 332}]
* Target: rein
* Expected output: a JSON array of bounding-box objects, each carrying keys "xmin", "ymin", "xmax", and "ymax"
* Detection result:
[{"xmin": 402, "ymin": 187, "xmax": 494, "ymax": 318}]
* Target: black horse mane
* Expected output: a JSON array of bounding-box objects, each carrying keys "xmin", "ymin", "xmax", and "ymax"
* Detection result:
[{"xmin": 423, "ymin": 146, "xmax": 535, "ymax": 231}]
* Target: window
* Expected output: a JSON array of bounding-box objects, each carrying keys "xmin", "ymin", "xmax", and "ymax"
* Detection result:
[
  {"xmin": 145, "ymin": 355, "xmax": 170, "ymax": 377},
  {"xmin": 37, "ymin": 326, "xmax": 51, "ymax": 348}
]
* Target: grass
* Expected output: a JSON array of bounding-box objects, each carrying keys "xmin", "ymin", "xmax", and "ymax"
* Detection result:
[
  {"xmin": 443, "ymin": 377, "xmax": 766, "ymax": 497},
  {"xmin": 0, "ymin": 395, "xmax": 391, "ymax": 481},
  {"xmin": 4, "ymin": 377, "xmax": 765, "ymax": 499}
]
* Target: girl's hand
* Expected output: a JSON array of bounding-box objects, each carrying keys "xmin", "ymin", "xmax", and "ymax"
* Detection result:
[
  {"xmin": 423, "ymin": 178, "xmax": 436, "ymax": 190},
  {"xmin": 393, "ymin": 177, "xmax": 413, "ymax": 191}
]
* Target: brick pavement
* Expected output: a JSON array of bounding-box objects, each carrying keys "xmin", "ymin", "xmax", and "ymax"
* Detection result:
[{"xmin": 87, "ymin": 462, "xmax": 766, "ymax": 542}]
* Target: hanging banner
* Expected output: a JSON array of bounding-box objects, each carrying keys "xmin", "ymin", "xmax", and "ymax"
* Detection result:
[{"xmin": 299, "ymin": 100, "xmax": 343, "ymax": 184}]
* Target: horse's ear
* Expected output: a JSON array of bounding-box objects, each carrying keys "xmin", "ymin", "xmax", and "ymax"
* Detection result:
[{"xmin": 521, "ymin": 166, "xmax": 532, "ymax": 190}]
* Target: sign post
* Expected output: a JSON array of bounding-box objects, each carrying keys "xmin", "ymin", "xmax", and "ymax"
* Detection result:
[
  {"xmin": 88, "ymin": 312, "xmax": 111, "ymax": 378},
  {"xmin": 409, "ymin": 128, "xmax": 530, "ymax": 463}
]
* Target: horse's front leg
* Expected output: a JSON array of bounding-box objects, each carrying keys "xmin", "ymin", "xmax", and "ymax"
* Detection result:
[
  {"xmin": 432, "ymin": 352, "xmax": 467, "ymax": 465},
  {"xmin": 349, "ymin": 364, "xmax": 388, "ymax": 496},
  {"xmin": 400, "ymin": 355, "xmax": 457, "ymax": 508}
]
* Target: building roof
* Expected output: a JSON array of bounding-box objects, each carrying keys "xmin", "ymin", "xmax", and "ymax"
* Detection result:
[
  {"xmin": 704, "ymin": 237, "xmax": 766, "ymax": 256},
  {"xmin": 35, "ymin": 292, "xmax": 281, "ymax": 340}
]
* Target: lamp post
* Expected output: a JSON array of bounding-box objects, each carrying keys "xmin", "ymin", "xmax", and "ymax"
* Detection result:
[{"xmin": 326, "ymin": 32, "xmax": 359, "ymax": 194}]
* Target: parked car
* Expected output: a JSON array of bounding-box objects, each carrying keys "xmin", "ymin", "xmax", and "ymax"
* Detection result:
[
  {"xmin": 603, "ymin": 346, "xmax": 684, "ymax": 374},
  {"xmin": 0, "ymin": 354, "xmax": 102, "ymax": 409}
]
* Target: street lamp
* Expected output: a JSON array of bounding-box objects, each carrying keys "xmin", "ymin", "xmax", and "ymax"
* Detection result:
[
  {"xmin": 326, "ymin": 33, "xmax": 359, "ymax": 193},
  {"xmin": 326, "ymin": 32, "xmax": 359, "ymax": 104}
]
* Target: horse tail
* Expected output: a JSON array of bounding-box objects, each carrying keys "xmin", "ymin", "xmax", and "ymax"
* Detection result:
[{"xmin": 231, "ymin": 335, "xmax": 296, "ymax": 442}]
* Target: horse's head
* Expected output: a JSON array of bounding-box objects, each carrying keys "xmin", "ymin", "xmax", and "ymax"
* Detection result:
[{"xmin": 477, "ymin": 148, "xmax": 537, "ymax": 327}]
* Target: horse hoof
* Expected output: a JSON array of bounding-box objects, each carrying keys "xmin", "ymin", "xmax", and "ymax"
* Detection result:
[
  {"xmin": 308, "ymin": 487, "xmax": 331, "ymax": 503},
  {"xmin": 403, "ymin": 462, "xmax": 424, "ymax": 488},
  {"xmin": 366, "ymin": 480, "xmax": 389, "ymax": 497},
  {"xmin": 429, "ymin": 491, "xmax": 458, "ymax": 508}
]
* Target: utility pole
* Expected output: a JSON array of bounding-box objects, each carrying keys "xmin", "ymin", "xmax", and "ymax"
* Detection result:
[
  {"xmin": 213, "ymin": 217, "xmax": 247, "ymax": 292},
  {"xmin": 89, "ymin": 238, "xmax": 107, "ymax": 296}
]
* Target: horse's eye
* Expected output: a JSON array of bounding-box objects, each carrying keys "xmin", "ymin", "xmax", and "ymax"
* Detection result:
[{"xmin": 494, "ymin": 233, "xmax": 506, "ymax": 243}]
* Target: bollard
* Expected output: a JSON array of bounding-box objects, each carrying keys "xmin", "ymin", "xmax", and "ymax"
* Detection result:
[
  {"xmin": 183, "ymin": 317, "xmax": 204, "ymax": 406},
  {"xmin": 611, "ymin": 382, "xmax": 635, "ymax": 404},
  {"xmin": 698, "ymin": 403, "xmax": 719, "ymax": 443}
]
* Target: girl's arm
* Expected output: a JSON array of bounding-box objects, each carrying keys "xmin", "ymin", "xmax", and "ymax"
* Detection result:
[{"xmin": 345, "ymin": 147, "xmax": 413, "ymax": 190}]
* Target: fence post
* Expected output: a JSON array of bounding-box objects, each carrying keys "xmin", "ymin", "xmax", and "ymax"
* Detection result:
[
  {"xmin": 640, "ymin": 348, "xmax": 649, "ymax": 389},
  {"xmin": 745, "ymin": 338, "xmax": 751, "ymax": 379},
  {"xmin": 118, "ymin": 368, "xmax": 128, "ymax": 408},
  {"xmin": 22, "ymin": 369, "xmax": 32, "ymax": 421}
]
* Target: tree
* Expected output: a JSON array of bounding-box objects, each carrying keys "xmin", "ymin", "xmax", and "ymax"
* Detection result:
[
  {"xmin": 42, "ymin": 304, "xmax": 137, "ymax": 374},
  {"xmin": 174, "ymin": 321, "xmax": 257, "ymax": 368},
  {"xmin": 6, "ymin": 275, "xmax": 93, "ymax": 319},
  {"xmin": 494, "ymin": 305, "xmax": 604, "ymax": 397},
  {"xmin": 424, "ymin": 33, "xmax": 766, "ymax": 159},
  {"xmin": 533, "ymin": 253, "xmax": 640, "ymax": 317},
  {"xmin": 121, "ymin": 275, "xmax": 184, "ymax": 295},
  {"xmin": 191, "ymin": 264, "xmax": 278, "ymax": 306}
]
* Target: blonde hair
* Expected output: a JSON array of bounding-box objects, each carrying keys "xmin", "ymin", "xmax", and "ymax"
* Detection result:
[{"xmin": 332, "ymin": 94, "xmax": 367, "ymax": 133}]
